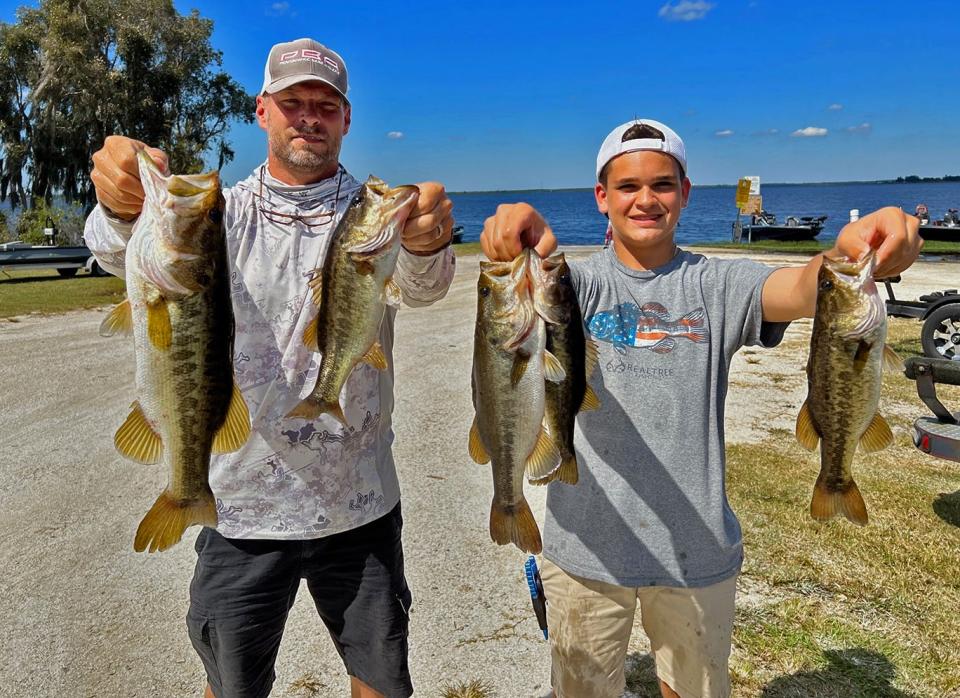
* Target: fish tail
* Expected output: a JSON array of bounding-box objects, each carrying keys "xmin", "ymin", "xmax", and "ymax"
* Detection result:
[
  {"xmin": 286, "ymin": 398, "xmax": 348, "ymax": 426},
  {"xmin": 489, "ymin": 498, "xmax": 542, "ymax": 554},
  {"xmin": 810, "ymin": 475, "xmax": 868, "ymax": 526},
  {"xmin": 556, "ymin": 454, "xmax": 579, "ymax": 485},
  {"xmin": 134, "ymin": 489, "xmax": 217, "ymax": 553}
]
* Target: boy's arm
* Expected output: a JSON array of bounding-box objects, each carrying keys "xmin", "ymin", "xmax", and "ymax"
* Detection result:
[{"xmin": 761, "ymin": 207, "xmax": 922, "ymax": 322}]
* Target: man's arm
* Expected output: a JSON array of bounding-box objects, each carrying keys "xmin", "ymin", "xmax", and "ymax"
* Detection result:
[
  {"xmin": 395, "ymin": 181, "xmax": 457, "ymax": 305},
  {"xmin": 83, "ymin": 136, "xmax": 169, "ymax": 276},
  {"xmin": 761, "ymin": 207, "xmax": 922, "ymax": 322}
]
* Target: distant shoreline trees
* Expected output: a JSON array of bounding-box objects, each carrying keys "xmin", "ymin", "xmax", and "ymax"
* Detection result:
[
  {"xmin": 0, "ymin": 0, "xmax": 254, "ymax": 215},
  {"xmin": 893, "ymin": 175, "xmax": 960, "ymax": 183}
]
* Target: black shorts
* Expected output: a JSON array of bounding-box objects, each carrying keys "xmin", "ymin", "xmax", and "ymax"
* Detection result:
[{"xmin": 186, "ymin": 503, "xmax": 412, "ymax": 698}]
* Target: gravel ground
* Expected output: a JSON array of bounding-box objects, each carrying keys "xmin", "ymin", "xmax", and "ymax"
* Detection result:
[{"xmin": 1, "ymin": 247, "xmax": 956, "ymax": 698}]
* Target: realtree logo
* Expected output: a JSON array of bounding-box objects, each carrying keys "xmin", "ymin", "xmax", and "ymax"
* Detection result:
[{"xmin": 278, "ymin": 49, "xmax": 341, "ymax": 74}]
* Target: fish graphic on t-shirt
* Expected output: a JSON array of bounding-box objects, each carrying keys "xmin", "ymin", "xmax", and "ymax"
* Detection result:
[{"xmin": 586, "ymin": 302, "xmax": 708, "ymax": 353}]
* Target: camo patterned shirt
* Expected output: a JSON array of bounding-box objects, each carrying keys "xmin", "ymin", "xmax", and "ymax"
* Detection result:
[
  {"xmin": 542, "ymin": 246, "xmax": 788, "ymax": 587},
  {"xmin": 84, "ymin": 163, "xmax": 454, "ymax": 539}
]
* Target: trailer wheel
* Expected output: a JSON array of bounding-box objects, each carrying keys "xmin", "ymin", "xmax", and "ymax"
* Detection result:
[
  {"xmin": 921, "ymin": 303, "xmax": 960, "ymax": 361},
  {"xmin": 89, "ymin": 261, "xmax": 110, "ymax": 277},
  {"xmin": 57, "ymin": 268, "xmax": 78, "ymax": 278}
]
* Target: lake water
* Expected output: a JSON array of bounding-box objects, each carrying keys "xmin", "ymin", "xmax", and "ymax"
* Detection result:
[{"xmin": 449, "ymin": 182, "xmax": 960, "ymax": 246}]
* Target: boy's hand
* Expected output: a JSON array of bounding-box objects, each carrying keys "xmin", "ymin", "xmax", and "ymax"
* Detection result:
[
  {"xmin": 481, "ymin": 203, "xmax": 557, "ymax": 261},
  {"xmin": 90, "ymin": 135, "xmax": 168, "ymax": 221},
  {"xmin": 402, "ymin": 182, "xmax": 454, "ymax": 255},
  {"xmin": 833, "ymin": 207, "xmax": 923, "ymax": 278}
]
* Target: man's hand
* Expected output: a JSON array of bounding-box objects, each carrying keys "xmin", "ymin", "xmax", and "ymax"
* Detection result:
[
  {"xmin": 90, "ymin": 136, "xmax": 168, "ymax": 221},
  {"xmin": 833, "ymin": 206, "xmax": 923, "ymax": 278},
  {"xmin": 480, "ymin": 203, "xmax": 557, "ymax": 262},
  {"xmin": 401, "ymin": 182, "xmax": 454, "ymax": 256}
]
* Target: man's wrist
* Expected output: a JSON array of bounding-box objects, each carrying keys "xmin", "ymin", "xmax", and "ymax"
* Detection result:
[
  {"xmin": 402, "ymin": 238, "xmax": 453, "ymax": 257},
  {"xmin": 101, "ymin": 203, "xmax": 139, "ymax": 223}
]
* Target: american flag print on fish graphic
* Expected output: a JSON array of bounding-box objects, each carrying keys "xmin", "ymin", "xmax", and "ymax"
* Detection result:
[{"xmin": 586, "ymin": 302, "xmax": 709, "ymax": 354}]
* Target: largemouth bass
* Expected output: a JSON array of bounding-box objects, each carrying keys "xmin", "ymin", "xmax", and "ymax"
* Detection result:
[
  {"xmin": 795, "ymin": 250, "xmax": 901, "ymax": 525},
  {"xmin": 100, "ymin": 150, "xmax": 250, "ymax": 553},
  {"xmin": 469, "ymin": 250, "xmax": 565, "ymax": 553},
  {"xmin": 287, "ymin": 177, "xmax": 419, "ymax": 425},
  {"xmin": 530, "ymin": 252, "xmax": 600, "ymax": 485}
]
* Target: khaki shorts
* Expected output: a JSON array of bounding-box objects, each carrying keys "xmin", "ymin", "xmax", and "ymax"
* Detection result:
[{"xmin": 541, "ymin": 559, "xmax": 736, "ymax": 698}]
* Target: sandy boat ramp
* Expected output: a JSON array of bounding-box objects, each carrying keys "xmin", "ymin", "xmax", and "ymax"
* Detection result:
[{"xmin": 1, "ymin": 247, "xmax": 956, "ymax": 697}]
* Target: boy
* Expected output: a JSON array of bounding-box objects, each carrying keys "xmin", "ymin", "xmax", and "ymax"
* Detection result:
[{"xmin": 480, "ymin": 119, "xmax": 921, "ymax": 698}]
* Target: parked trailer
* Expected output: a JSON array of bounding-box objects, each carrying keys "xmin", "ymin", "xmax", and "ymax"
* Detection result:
[{"xmin": 0, "ymin": 241, "xmax": 110, "ymax": 277}]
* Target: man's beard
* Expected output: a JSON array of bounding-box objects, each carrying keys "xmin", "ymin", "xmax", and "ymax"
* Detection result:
[{"xmin": 269, "ymin": 126, "xmax": 340, "ymax": 173}]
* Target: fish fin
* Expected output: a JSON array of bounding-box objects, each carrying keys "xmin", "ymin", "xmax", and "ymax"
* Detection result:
[
  {"xmin": 212, "ymin": 383, "xmax": 251, "ymax": 454},
  {"xmin": 146, "ymin": 299, "xmax": 172, "ymax": 350},
  {"xmin": 133, "ymin": 489, "xmax": 218, "ymax": 553},
  {"xmin": 114, "ymin": 401, "xmax": 163, "ymax": 464},
  {"xmin": 468, "ymin": 417, "xmax": 490, "ymax": 464},
  {"xmin": 302, "ymin": 315, "xmax": 319, "ymax": 352},
  {"xmin": 489, "ymin": 498, "xmax": 542, "ymax": 554},
  {"xmin": 853, "ymin": 339, "xmax": 872, "ymax": 370},
  {"xmin": 555, "ymin": 454, "xmax": 579, "ymax": 485},
  {"xmin": 510, "ymin": 352, "xmax": 530, "ymax": 387},
  {"xmin": 641, "ymin": 302, "xmax": 670, "ymax": 319},
  {"xmin": 361, "ymin": 341, "xmax": 388, "ymax": 370},
  {"xmin": 385, "ymin": 279, "xmax": 403, "ymax": 307},
  {"xmin": 286, "ymin": 398, "xmax": 349, "ymax": 426},
  {"xmin": 352, "ymin": 258, "xmax": 377, "ymax": 276},
  {"xmin": 882, "ymin": 344, "xmax": 904, "ymax": 372},
  {"xmin": 526, "ymin": 426, "xmax": 562, "ymax": 483},
  {"xmin": 579, "ymin": 384, "xmax": 600, "ymax": 412},
  {"xmin": 795, "ymin": 400, "xmax": 820, "ymax": 451},
  {"xmin": 307, "ymin": 270, "xmax": 323, "ymax": 307},
  {"xmin": 650, "ymin": 337, "xmax": 676, "ymax": 354},
  {"xmin": 859, "ymin": 412, "xmax": 894, "ymax": 453},
  {"xmin": 584, "ymin": 338, "xmax": 600, "ymax": 376},
  {"xmin": 810, "ymin": 475, "xmax": 868, "ymax": 526},
  {"xmin": 99, "ymin": 299, "xmax": 134, "ymax": 337},
  {"xmin": 543, "ymin": 350, "xmax": 567, "ymax": 383}
]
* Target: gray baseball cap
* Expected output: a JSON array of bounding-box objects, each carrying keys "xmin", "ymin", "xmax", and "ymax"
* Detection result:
[{"xmin": 260, "ymin": 38, "xmax": 349, "ymax": 101}]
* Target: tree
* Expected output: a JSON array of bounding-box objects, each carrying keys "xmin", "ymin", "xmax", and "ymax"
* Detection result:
[{"xmin": 0, "ymin": 0, "xmax": 254, "ymax": 214}]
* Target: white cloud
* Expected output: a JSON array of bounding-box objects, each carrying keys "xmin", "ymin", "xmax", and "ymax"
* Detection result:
[
  {"xmin": 845, "ymin": 122, "xmax": 872, "ymax": 134},
  {"xmin": 658, "ymin": 1, "xmax": 715, "ymax": 22},
  {"xmin": 828, "ymin": 103, "xmax": 843, "ymax": 111},
  {"xmin": 266, "ymin": 2, "xmax": 294, "ymax": 16},
  {"xmin": 387, "ymin": 131, "xmax": 405, "ymax": 140},
  {"xmin": 715, "ymin": 129, "xmax": 734, "ymax": 137},
  {"xmin": 791, "ymin": 126, "xmax": 828, "ymax": 137}
]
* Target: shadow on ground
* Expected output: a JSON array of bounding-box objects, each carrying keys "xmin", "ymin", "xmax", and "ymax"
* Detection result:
[
  {"xmin": 759, "ymin": 648, "xmax": 916, "ymax": 697},
  {"xmin": 933, "ymin": 489, "xmax": 960, "ymax": 528},
  {"xmin": 624, "ymin": 652, "xmax": 660, "ymax": 697}
]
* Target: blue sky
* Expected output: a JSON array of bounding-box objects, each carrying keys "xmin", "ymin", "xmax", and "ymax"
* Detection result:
[{"xmin": 4, "ymin": 0, "xmax": 959, "ymax": 190}]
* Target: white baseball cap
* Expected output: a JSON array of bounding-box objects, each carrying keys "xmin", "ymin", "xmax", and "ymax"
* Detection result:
[{"xmin": 596, "ymin": 119, "xmax": 686, "ymax": 180}]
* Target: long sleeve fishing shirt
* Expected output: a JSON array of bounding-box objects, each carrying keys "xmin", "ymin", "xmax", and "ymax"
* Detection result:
[{"xmin": 84, "ymin": 163, "xmax": 455, "ymax": 539}]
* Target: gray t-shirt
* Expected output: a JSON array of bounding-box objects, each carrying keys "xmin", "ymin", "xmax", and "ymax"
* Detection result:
[{"xmin": 542, "ymin": 246, "xmax": 787, "ymax": 588}]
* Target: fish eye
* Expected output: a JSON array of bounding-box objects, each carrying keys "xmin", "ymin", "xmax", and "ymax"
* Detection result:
[
  {"xmin": 208, "ymin": 208, "xmax": 222, "ymax": 225},
  {"xmin": 479, "ymin": 286, "xmax": 491, "ymax": 297},
  {"xmin": 819, "ymin": 279, "xmax": 833, "ymax": 291}
]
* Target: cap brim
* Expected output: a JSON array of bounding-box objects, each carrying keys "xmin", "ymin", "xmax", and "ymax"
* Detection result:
[{"xmin": 263, "ymin": 75, "xmax": 348, "ymax": 102}]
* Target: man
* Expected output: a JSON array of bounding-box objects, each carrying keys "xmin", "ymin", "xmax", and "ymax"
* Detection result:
[
  {"xmin": 480, "ymin": 119, "xmax": 921, "ymax": 698},
  {"xmin": 85, "ymin": 38, "xmax": 456, "ymax": 698}
]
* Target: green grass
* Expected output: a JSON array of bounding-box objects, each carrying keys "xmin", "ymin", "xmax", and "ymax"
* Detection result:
[
  {"xmin": 0, "ymin": 268, "xmax": 126, "ymax": 318},
  {"xmin": 724, "ymin": 325, "xmax": 958, "ymax": 697},
  {"xmin": 452, "ymin": 241, "xmax": 483, "ymax": 256},
  {"xmin": 624, "ymin": 316, "xmax": 960, "ymax": 697},
  {"xmin": 694, "ymin": 239, "xmax": 960, "ymax": 256}
]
